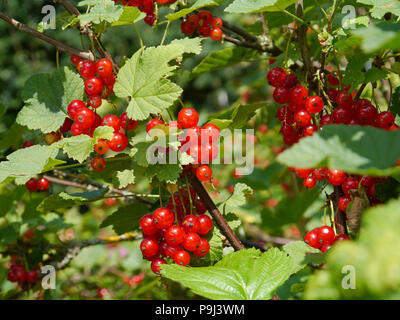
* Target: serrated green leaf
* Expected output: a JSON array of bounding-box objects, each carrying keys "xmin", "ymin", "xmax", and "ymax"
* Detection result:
[
  {"xmin": 170, "ymin": 37, "xmax": 203, "ymax": 55},
  {"xmin": 0, "ymin": 123, "xmax": 25, "ymax": 149},
  {"xmin": 100, "ymin": 202, "xmax": 149, "ymax": 234},
  {"xmin": 111, "ymin": 6, "xmax": 144, "ymax": 26},
  {"xmin": 37, "ymin": 189, "xmax": 108, "ymax": 212},
  {"xmin": 52, "ymin": 135, "xmax": 93, "ymax": 163},
  {"xmin": 364, "ymin": 66, "xmax": 389, "ymax": 83},
  {"xmin": 219, "ymin": 183, "xmax": 253, "ymax": 214},
  {"xmin": 79, "ymin": 0, "xmax": 123, "ymax": 25},
  {"xmin": 115, "ymin": 169, "xmax": 135, "ymax": 188},
  {"xmin": 225, "ymin": 0, "xmax": 297, "ymax": 13},
  {"xmin": 277, "ymin": 125, "xmax": 400, "ymax": 177},
  {"xmin": 92, "ymin": 126, "xmax": 114, "ymax": 141},
  {"xmin": 17, "ymin": 67, "xmax": 83, "ymax": 134},
  {"xmin": 161, "ymin": 247, "xmax": 293, "ymax": 300},
  {"xmin": 0, "ymin": 145, "xmax": 59, "ymax": 184},
  {"xmin": 283, "ymin": 241, "xmax": 320, "ymax": 274},
  {"xmin": 114, "ymin": 45, "xmax": 184, "ymax": 121},
  {"xmin": 147, "ymin": 163, "xmax": 182, "ymax": 183},
  {"xmin": 343, "ymin": 55, "xmax": 370, "ymax": 91},
  {"xmin": 166, "ymin": 0, "xmax": 221, "ymax": 21},
  {"xmin": 357, "ymin": 0, "xmax": 400, "ymax": 19}
]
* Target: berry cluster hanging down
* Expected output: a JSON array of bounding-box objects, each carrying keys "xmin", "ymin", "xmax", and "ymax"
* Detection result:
[
  {"xmin": 304, "ymin": 225, "xmax": 350, "ymax": 253},
  {"xmin": 181, "ymin": 10, "xmax": 224, "ymax": 40}
]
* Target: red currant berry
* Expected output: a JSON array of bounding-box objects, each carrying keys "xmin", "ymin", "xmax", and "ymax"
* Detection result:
[
  {"xmin": 303, "ymin": 124, "xmax": 318, "ymax": 136},
  {"xmin": 193, "ymin": 238, "xmax": 210, "ymax": 257},
  {"xmin": 210, "ymin": 28, "xmax": 223, "ymax": 41},
  {"xmin": 70, "ymin": 54, "xmax": 83, "ymax": 66},
  {"xmin": 174, "ymin": 250, "xmax": 190, "ymax": 266},
  {"xmin": 283, "ymin": 73, "xmax": 298, "ymax": 88},
  {"xmin": 27, "ymin": 270, "xmax": 39, "ymax": 283},
  {"xmin": 320, "ymin": 114, "xmax": 333, "ymax": 126},
  {"xmin": 102, "ymin": 114, "xmax": 121, "ymax": 131},
  {"xmin": 201, "ymin": 123, "xmax": 220, "ymax": 143},
  {"xmin": 356, "ymin": 104, "xmax": 377, "ymax": 126},
  {"xmin": 376, "ymin": 111, "xmax": 395, "ymax": 129},
  {"xmin": 198, "ymin": 10, "xmax": 212, "ymax": 21},
  {"xmin": 332, "ymin": 233, "xmax": 350, "ymax": 244},
  {"xmin": 165, "ymin": 225, "xmax": 186, "ymax": 245},
  {"xmin": 45, "ymin": 131, "xmax": 62, "ymax": 145},
  {"xmin": 78, "ymin": 60, "xmax": 96, "ymax": 78},
  {"xmin": 327, "ymin": 169, "xmax": 347, "ymax": 186},
  {"xmin": 327, "ymin": 88, "xmax": 338, "ymax": 102},
  {"xmin": 338, "ymin": 195, "xmax": 351, "ymax": 212},
  {"xmin": 76, "ymin": 107, "xmax": 95, "ymax": 129},
  {"xmin": 317, "ymin": 226, "xmax": 335, "ymax": 245},
  {"xmin": 178, "ymin": 108, "xmax": 199, "ymax": 128},
  {"xmin": 68, "ymin": 100, "xmax": 86, "ymax": 119},
  {"xmin": 107, "ymin": 132, "xmax": 128, "ymax": 152},
  {"xmin": 71, "ymin": 122, "xmax": 88, "ymax": 136},
  {"xmin": 151, "ymin": 258, "xmax": 167, "ymax": 274},
  {"xmin": 304, "ymin": 231, "xmax": 320, "ymax": 249},
  {"xmin": 312, "ymin": 168, "xmax": 327, "ymax": 181},
  {"xmin": 146, "ymin": 119, "xmax": 164, "ymax": 133},
  {"xmin": 267, "ymin": 67, "xmax": 286, "ymax": 87},
  {"xmin": 120, "ymin": 112, "xmax": 138, "ymax": 131},
  {"xmin": 144, "ymin": 13, "xmax": 156, "ymax": 25},
  {"xmin": 303, "ymin": 176, "xmax": 316, "ymax": 189},
  {"xmin": 341, "ymin": 177, "xmax": 359, "ymax": 195},
  {"xmin": 181, "ymin": 20, "xmax": 195, "ymax": 35},
  {"xmin": 139, "ymin": 214, "xmax": 158, "ymax": 236},
  {"xmin": 25, "ymin": 178, "xmax": 38, "ymax": 192},
  {"xmin": 327, "ymin": 72, "xmax": 340, "ymax": 86},
  {"xmin": 320, "ymin": 243, "xmax": 332, "ymax": 253},
  {"xmin": 88, "ymin": 95, "xmax": 102, "ymax": 109},
  {"xmin": 182, "ymin": 215, "xmax": 200, "ymax": 233},
  {"xmin": 85, "ymin": 77, "xmax": 104, "ymax": 96},
  {"xmin": 94, "ymin": 139, "xmax": 109, "ymax": 155},
  {"xmin": 305, "ymin": 96, "xmax": 324, "ymax": 114},
  {"xmin": 294, "ymin": 110, "xmax": 311, "ymax": 127},
  {"xmin": 96, "ymin": 58, "xmax": 113, "ymax": 79},
  {"xmin": 273, "ymin": 87, "xmax": 290, "ymax": 104},
  {"xmin": 22, "ymin": 141, "xmax": 34, "ymax": 148},
  {"xmin": 290, "ymin": 85, "xmax": 309, "ymax": 106},
  {"xmin": 37, "ymin": 177, "xmax": 50, "ymax": 191},
  {"xmin": 198, "ymin": 25, "xmax": 211, "ymax": 37},
  {"xmin": 91, "ymin": 157, "xmax": 106, "ymax": 172},
  {"xmin": 140, "ymin": 238, "xmax": 159, "ymax": 258},
  {"xmin": 183, "ymin": 232, "xmax": 201, "ymax": 252},
  {"xmin": 197, "ymin": 215, "xmax": 213, "ymax": 235},
  {"xmin": 162, "ymin": 243, "xmax": 180, "ymax": 259},
  {"xmin": 7, "ymin": 271, "xmax": 17, "ymax": 283},
  {"xmin": 196, "ymin": 165, "xmax": 212, "ymax": 182},
  {"xmin": 153, "ymin": 207, "xmax": 175, "ymax": 230},
  {"xmin": 332, "ymin": 107, "xmax": 351, "ymax": 124}
]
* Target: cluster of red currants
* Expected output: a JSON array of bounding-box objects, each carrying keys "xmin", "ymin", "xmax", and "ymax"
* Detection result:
[
  {"xmin": 304, "ymin": 225, "xmax": 350, "ymax": 252},
  {"xmin": 139, "ymin": 186, "xmax": 213, "ymax": 274},
  {"xmin": 7, "ymin": 256, "xmax": 40, "ymax": 287},
  {"xmin": 145, "ymin": 107, "xmax": 220, "ymax": 183},
  {"xmin": 268, "ymin": 66, "xmax": 395, "ymax": 207},
  {"xmin": 114, "ymin": 0, "xmax": 177, "ymax": 25},
  {"xmin": 25, "ymin": 177, "xmax": 50, "ymax": 193},
  {"xmin": 181, "ymin": 10, "xmax": 224, "ymax": 41}
]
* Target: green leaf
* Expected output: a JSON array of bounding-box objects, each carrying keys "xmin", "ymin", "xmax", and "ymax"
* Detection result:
[
  {"xmin": 147, "ymin": 164, "xmax": 182, "ymax": 183},
  {"xmin": 193, "ymin": 47, "xmax": 250, "ymax": 75},
  {"xmin": 305, "ymin": 197, "xmax": 400, "ymax": 299},
  {"xmin": 37, "ymin": 189, "xmax": 108, "ymax": 212},
  {"xmin": 170, "ymin": 37, "xmax": 203, "ymax": 55},
  {"xmin": 0, "ymin": 185, "xmax": 26, "ymax": 217},
  {"xmin": 78, "ymin": 0, "xmax": 123, "ymax": 25},
  {"xmin": 166, "ymin": 0, "xmax": 221, "ymax": 21},
  {"xmin": 0, "ymin": 123, "xmax": 25, "ymax": 149},
  {"xmin": 391, "ymin": 86, "xmax": 400, "ymax": 118},
  {"xmin": 283, "ymin": 241, "xmax": 320, "ymax": 274},
  {"xmin": 111, "ymin": 6, "xmax": 144, "ymax": 26},
  {"xmin": 17, "ymin": 67, "xmax": 83, "ymax": 134},
  {"xmin": 0, "ymin": 224, "xmax": 19, "ymax": 246},
  {"xmin": 277, "ymin": 125, "xmax": 400, "ymax": 177},
  {"xmin": 0, "ymin": 145, "xmax": 59, "ymax": 184},
  {"xmin": 115, "ymin": 169, "xmax": 135, "ymax": 188},
  {"xmin": 161, "ymin": 248, "xmax": 293, "ymax": 300},
  {"xmin": 100, "ymin": 202, "xmax": 149, "ymax": 234},
  {"xmin": 357, "ymin": 0, "xmax": 400, "ymax": 19},
  {"xmin": 225, "ymin": 0, "xmax": 298, "ymax": 13},
  {"xmin": 114, "ymin": 45, "xmax": 184, "ymax": 121},
  {"xmin": 219, "ymin": 183, "xmax": 253, "ymax": 214},
  {"xmin": 343, "ymin": 54, "xmax": 370, "ymax": 91},
  {"xmin": 364, "ymin": 66, "xmax": 389, "ymax": 83}
]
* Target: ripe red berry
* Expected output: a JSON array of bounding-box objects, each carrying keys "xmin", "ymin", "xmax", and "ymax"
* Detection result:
[
  {"xmin": 120, "ymin": 112, "xmax": 138, "ymax": 131},
  {"xmin": 181, "ymin": 20, "xmax": 195, "ymax": 35},
  {"xmin": 153, "ymin": 207, "xmax": 175, "ymax": 230},
  {"xmin": 283, "ymin": 73, "xmax": 298, "ymax": 88},
  {"xmin": 75, "ymin": 107, "xmax": 95, "ymax": 129},
  {"xmin": 165, "ymin": 225, "xmax": 186, "ymax": 246},
  {"xmin": 356, "ymin": 104, "xmax": 377, "ymax": 126},
  {"xmin": 304, "ymin": 230, "xmax": 320, "ymax": 249},
  {"xmin": 198, "ymin": 25, "xmax": 211, "ymax": 37},
  {"xmin": 197, "ymin": 214, "xmax": 213, "ymax": 235},
  {"xmin": 102, "ymin": 114, "xmax": 121, "ymax": 131},
  {"xmin": 198, "ymin": 10, "xmax": 212, "ymax": 21},
  {"xmin": 70, "ymin": 54, "xmax": 83, "ymax": 66},
  {"xmin": 196, "ymin": 200, "xmax": 207, "ymax": 215},
  {"xmin": 187, "ymin": 14, "xmax": 200, "ymax": 27},
  {"xmin": 312, "ymin": 168, "xmax": 327, "ymax": 181},
  {"xmin": 182, "ymin": 215, "xmax": 200, "ymax": 233},
  {"xmin": 107, "ymin": 132, "xmax": 128, "ymax": 152},
  {"xmin": 294, "ymin": 110, "xmax": 311, "ymax": 127},
  {"xmin": 183, "ymin": 232, "xmax": 201, "ymax": 252},
  {"xmin": 71, "ymin": 122, "xmax": 88, "ymax": 136},
  {"xmin": 139, "ymin": 214, "xmax": 158, "ymax": 236},
  {"xmin": 303, "ymin": 176, "xmax": 316, "ymax": 189},
  {"xmin": 162, "ymin": 243, "xmax": 180, "ymax": 259},
  {"xmin": 290, "ymin": 85, "xmax": 309, "ymax": 106},
  {"xmin": 174, "ymin": 250, "xmax": 190, "ymax": 266},
  {"xmin": 151, "ymin": 258, "xmax": 167, "ymax": 274},
  {"xmin": 210, "ymin": 28, "xmax": 223, "ymax": 41},
  {"xmin": 7, "ymin": 271, "xmax": 17, "ymax": 283},
  {"xmin": 91, "ymin": 157, "xmax": 106, "ymax": 172},
  {"xmin": 341, "ymin": 177, "xmax": 359, "ymax": 195},
  {"xmin": 27, "ymin": 270, "xmax": 39, "ymax": 283},
  {"xmin": 273, "ymin": 87, "xmax": 290, "ymax": 104},
  {"xmin": 140, "ymin": 238, "xmax": 159, "ymax": 259},
  {"xmin": 88, "ymin": 95, "xmax": 102, "ymax": 109},
  {"xmin": 327, "ymin": 88, "xmax": 338, "ymax": 102},
  {"xmin": 94, "ymin": 139, "xmax": 109, "ymax": 155},
  {"xmin": 303, "ymin": 124, "xmax": 318, "ymax": 136},
  {"xmin": 317, "ymin": 226, "xmax": 335, "ymax": 245},
  {"xmin": 201, "ymin": 123, "xmax": 220, "ymax": 143},
  {"xmin": 37, "ymin": 177, "xmax": 50, "ymax": 191},
  {"xmin": 146, "ymin": 119, "xmax": 164, "ymax": 133},
  {"xmin": 85, "ymin": 77, "xmax": 104, "ymax": 96},
  {"xmin": 267, "ymin": 67, "xmax": 286, "ymax": 87},
  {"xmin": 320, "ymin": 243, "xmax": 332, "ymax": 253},
  {"xmin": 332, "ymin": 107, "xmax": 351, "ymax": 124},
  {"xmin": 336, "ymin": 91, "xmax": 353, "ymax": 108},
  {"xmin": 327, "ymin": 169, "xmax": 347, "ymax": 186},
  {"xmin": 338, "ymin": 195, "xmax": 351, "ymax": 212},
  {"xmin": 196, "ymin": 165, "xmax": 212, "ymax": 182},
  {"xmin": 293, "ymin": 168, "xmax": 312, "ymax": 178},
  {"xmin": 178, "ymin": 108, "xmax": 199, "ymax": 128},
  {"xmin": 68, "ymin": 100, "xmax": 86, "ymax": 119},
  {"xmin": 22, "ymin": 140, "xmax": 34, "ymax": 148},
  {"xmin": 193, "ymin": 238, "xmax": 210, "ymax": 257},
  {"xmin": 376, "ymin": 111, "xmax": 395, "ymax": 129},
  {"xmin": 305, "ymin": 96, "xmax": 324, "ymax": 113},
  {"xmin": 332, "ymin": 233, "xmax": 350, "ymax": 244},
  {"xmin": 25, "ymin": 178, "xmax": 38, "ymax": 192},
  {"xmin": 78, "ymin": 60, "xmax": 96, "ymax": 78},
  {"xmin": 327, "ymin": 72, "xmax": 340, "ymax": 86},
  {"xmin": 211, "ymin": 17, "xmax": 223, "ymax": 28},
  {"xmin": 96, "ymin": 58, "xmax": 113, "ymax": 79}
]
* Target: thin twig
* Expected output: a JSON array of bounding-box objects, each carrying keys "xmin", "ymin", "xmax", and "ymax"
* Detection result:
[{"xmin": 0, "ymin": 11, "xmax": 94, "ymax": 60}]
